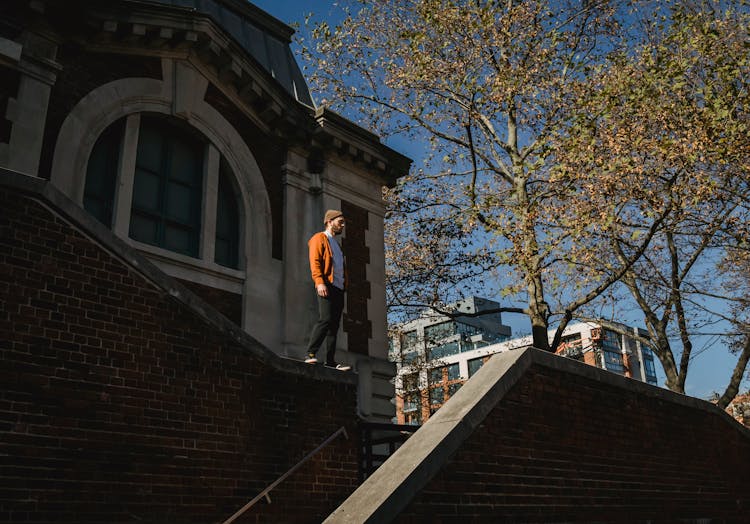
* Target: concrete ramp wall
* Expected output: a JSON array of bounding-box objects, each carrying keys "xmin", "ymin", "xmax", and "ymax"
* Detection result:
[{"xmin": 328, "ymin": 348, "xmax": 750, "ymax": 523}]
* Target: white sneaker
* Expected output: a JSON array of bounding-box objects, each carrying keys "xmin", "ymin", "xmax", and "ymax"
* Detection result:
[
  {"xmin": 331, "ymin": 363, "xmax": 351, "ymax": 371},
  {"xmin": 304, "ymin": 355, "xmax": 318, "ymax": 364}
]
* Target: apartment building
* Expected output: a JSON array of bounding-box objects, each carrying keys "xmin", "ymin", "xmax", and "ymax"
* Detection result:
[
  {"xmin": 391, "ymin": 299, "xmax": 659, "ymax": 424},
  {"xmin": 389, "ymin": 297, "xmax": 512, "ymax": 425}
]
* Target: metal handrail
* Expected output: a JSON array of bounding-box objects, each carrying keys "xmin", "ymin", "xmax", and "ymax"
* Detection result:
[{"xmin": 221, "ymin": 426, "xmax": 349, "ymax": 524}]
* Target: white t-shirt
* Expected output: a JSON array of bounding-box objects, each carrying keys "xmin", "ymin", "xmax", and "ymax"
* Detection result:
[{"xmin": 325, "ymin": 231, "xmax": 345, "ymax": 290}]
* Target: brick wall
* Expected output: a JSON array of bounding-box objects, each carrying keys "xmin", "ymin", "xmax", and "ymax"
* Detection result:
[
  {"xmin": 331, "ymin": 348, "xmax": 750, "ymax": 522},
  {"xmin": 397, "ymin": 361, "xmax": 750, "ymax": 523},
  {"xmin": 341, "ymin": 200, "xmax": 371, "ymax": 355},
  {"xmin": 0, "ymin": 182, "xmax": 360, "ymax": 523}
]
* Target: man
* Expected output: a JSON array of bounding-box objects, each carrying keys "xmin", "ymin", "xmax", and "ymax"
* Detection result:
[{"xmin": 305, "ymin": 209, "xmax": 351, "ymax": 371}]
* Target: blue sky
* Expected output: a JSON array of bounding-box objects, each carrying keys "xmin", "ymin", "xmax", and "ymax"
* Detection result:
[
  {"xmin": 249, "ymin": 1, "xmax": 749, "ymax": 401},
  {"xmin": 251, "ymin": 1, "xmax": 340, "ymax": 27}
]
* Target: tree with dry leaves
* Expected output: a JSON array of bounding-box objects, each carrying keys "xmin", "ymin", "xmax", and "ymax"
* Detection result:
[
  {"xmin": 552, "ymin": 1, "xmax": 750, "ymax": 401},
  {"xmin": 305, "ymin": 0, "xmax": 669, "ymax": 351},
  {"xmin": 304, "ymin": 0, "xmax": 749, "ymax": 401}
]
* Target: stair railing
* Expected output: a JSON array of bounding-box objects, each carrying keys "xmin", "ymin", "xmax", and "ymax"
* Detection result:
[{"xmin": 221, "ymin": 426, "xmax": 349, "ymax": 524}]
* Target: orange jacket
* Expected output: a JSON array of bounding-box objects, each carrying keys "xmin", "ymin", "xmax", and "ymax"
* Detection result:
[{"xmin": 308, "ymin": 232, "xmax": 346, "ymax": 289}]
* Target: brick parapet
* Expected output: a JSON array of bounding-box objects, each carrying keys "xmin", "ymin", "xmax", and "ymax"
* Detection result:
[{"xmin": 329, "ymin": 348, "xmax": 750, "ymax": 523}]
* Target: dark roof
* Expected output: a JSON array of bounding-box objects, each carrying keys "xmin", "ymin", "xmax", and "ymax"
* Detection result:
[{"xmin": 145, "ymin": 0, "xmax": 314, "ymax": 107}]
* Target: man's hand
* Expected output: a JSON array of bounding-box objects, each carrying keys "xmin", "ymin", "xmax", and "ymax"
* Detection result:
[{"xmin": 316, "ymin": 283, "xmax": 328, "ymax": 297}]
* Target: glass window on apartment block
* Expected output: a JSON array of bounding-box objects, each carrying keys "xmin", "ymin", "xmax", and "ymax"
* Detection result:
[
  {"xmin": 404, "ymin": 410, "xmax": 422, "ymax": 426},
  {"xmin": 424, "ymin": 321, "xmax": 456, "ymax": 344},
  {"xmin": 430, "ymin": 367, "xmax": 444, "ymax": 385},
  {"xmin": 562, "ymin": 332, "xmax": 583, "ymax": 350},
  {"xmin": 428, "ymin": 341, "xmax": 459, "ymax": 360},
  {"xmin": 603, "ymin": 349, "xmax": 625, "ymax": 373},
  {"xmin": 405, "ymin": 410, "xmax": 422, "ymax": 425},
  {"xmin": 402, "ymin": 391, "xmax": 420, "ymax": 412},
  {"xmin": 401, "ymin": 330, "xmax": 420, "ymax": 350},
  {"xmin": 561, "ymin": 332, "xmax": 584, "ymax": 360},
  {"xmin": 601, "ymin": 329, "xmax": 625, "ymax": 373},
  {"xmin": 602, "ymin": 329, "xmax": 622, "ymax": 352},
  {"xmin": 430, "ymin": 386, "xmax": 444, "ymax": 405},
  {"xmin": 402, "ymin": 372, "xmax": 419, "ymax": 392},
  {"xmin": 468, "ymin": 357, "xmax": 485, "ymax": 377},
  {"xmin": 447, "ymin": 382, "xmax": 462, "ymax": 398},
  {"xmin": 130, "ymin": 115, "xmax": 204, "ymax": 257},
  {"xmin": 400, "ymin": 330, "xmax": 422, "ymax": 364},
  {"xmin": 456, "ymin": 322, "xmax": 481, "ymax": 339},
  {"xmin": 447, "ymin": 363, "xmax": 460, "ymax": 381},
  {"xmin": 402, "ymin": 349, "xmax": 420, "ymax": 365},
  {"xmin": 84, "ymin": 118, "xmax": 125, "ymax": 226},
  {"xmin": 215, "ymin": 163, "xmax": 240, "ymax": 269},
  {"xmin": 642, "ymin": 347, "xmax": 658, "ymax": 383}
]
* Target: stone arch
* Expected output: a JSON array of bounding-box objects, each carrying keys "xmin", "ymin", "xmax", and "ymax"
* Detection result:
[{"xmin": 49, "ymin": 60, "xmax": 273, "ymax": 263}]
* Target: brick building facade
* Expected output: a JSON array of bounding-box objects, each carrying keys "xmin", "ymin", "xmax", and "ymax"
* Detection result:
[
  {"xmin": 0, "ymin": 0, "xmax": 409, "ymax": 520},
  {"xmin": 5, "ymin": 2, "xmax": 749, "ymax": 522},
  {"xmin": 1, "ymin": 173, "xmax": 361, "ymax": 522},
  {"xmin": 5, "ymin": 198, "xmax": 749, "ymax": 522},
  {"xmin": 0, "ymin": 0, "xmax": 410, "ymax": 422}
]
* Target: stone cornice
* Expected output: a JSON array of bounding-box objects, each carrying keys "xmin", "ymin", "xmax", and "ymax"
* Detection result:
[
  {"xmin": 313, "ymin": 107, "xmax": 412, "ymax": 188},
  {"xmin": 28, "ymin": 0, "xmax": 413, "ymax": 184}
]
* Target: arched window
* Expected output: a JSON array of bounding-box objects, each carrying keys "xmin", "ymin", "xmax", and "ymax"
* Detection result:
[
  {"xmin": 215, "ymin": 160, "xmax": 240, "ymax": 269},
  {"xmin": 83, "ymin": 113, "xmax": 244, "ymax": 273},
  {"xmin": 83, "ymin": 118, "xmax": 124, "ymax": 226},
  {"xmin": 129, "ymin": 116, "xmax": 204, "ymax": 257}
]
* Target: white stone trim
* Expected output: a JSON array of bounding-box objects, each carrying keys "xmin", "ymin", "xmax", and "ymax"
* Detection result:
[
  {"xmin": 201, "ymin": 143, "xmax": 220, "ymax": 260},
  {"xmin": 48, "ymin": 60, "xmax": 272, "ymax": 265},
  {"xmin": 0, "ymin": 37, "xmax": 22, "ymax": 62},
  {"xmin": 112, "ymin": 113, "xmax": 140, "ymax": 237},
  {"xmin": 47, "ymin": 59, "xmax": 281, "ymax": 344}
]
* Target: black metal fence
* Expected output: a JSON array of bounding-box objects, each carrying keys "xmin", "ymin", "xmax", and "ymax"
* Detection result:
[{"xmin": 358, "ymin": 421, "xmax": 419, "ymax": 482}]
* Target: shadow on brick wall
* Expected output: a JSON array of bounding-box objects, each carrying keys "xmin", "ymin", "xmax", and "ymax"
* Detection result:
[{"xmin": 0, "ymin": 171, "xmax": 360, "ymax": 523}]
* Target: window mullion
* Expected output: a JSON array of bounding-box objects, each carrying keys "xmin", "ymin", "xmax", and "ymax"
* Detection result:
[
  {"xmin": 157, "ymin": 134, "xmax": 171, "ymax": 248},
  {"xmin": 113, "ymin": 113, "xmax": 141, "ymax": 238},
  {"xmin": 202, "ymin": 143, "xmax": 220, "ymax": 261}
]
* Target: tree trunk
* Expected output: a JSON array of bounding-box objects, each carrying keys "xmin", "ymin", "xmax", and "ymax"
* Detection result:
[
  {"xmin": 514, "ymin": 171, "xmax": 550, "ymax": 352},
  {"xmin": 717, "ymin": 336, "xmax": 750, "ymax": 409},
  {"xmin": 652, "ymin": 333, "xmax": 683, "ymax": 393}
]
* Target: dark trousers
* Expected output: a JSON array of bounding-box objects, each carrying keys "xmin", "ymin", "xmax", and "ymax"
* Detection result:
[{"xmin": 307, "ymin": 285, "xmax": 344, "ymax": 365}]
